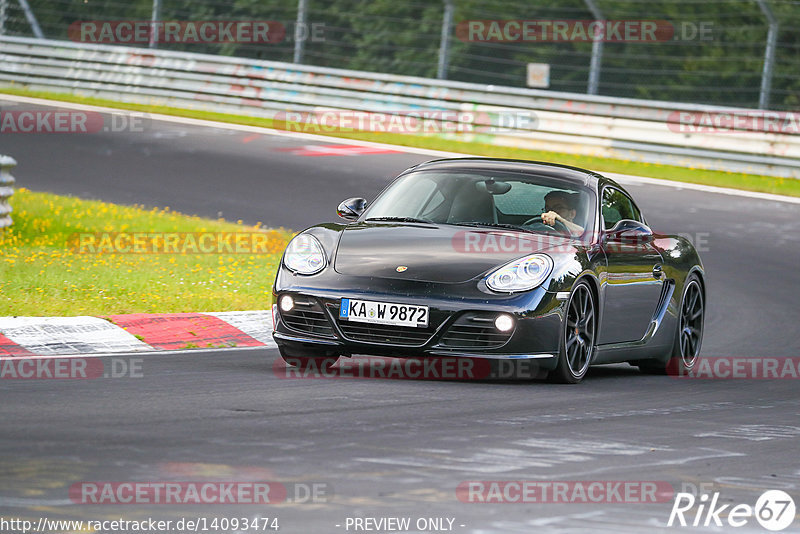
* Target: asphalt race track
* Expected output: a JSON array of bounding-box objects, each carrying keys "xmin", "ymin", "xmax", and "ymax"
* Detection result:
[{"xmin": 1, "ymin": 97, "xmax": 799, "ymax": 533}]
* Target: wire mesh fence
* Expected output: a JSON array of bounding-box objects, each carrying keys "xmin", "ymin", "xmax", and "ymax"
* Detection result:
[{"xmin": 1, "ymin": 0, "xmax": 798, "ymax": 110}]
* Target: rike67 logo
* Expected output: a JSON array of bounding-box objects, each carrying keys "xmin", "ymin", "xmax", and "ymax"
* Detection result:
[{"xmin": 668, "ymin": 490, "xmax": 795, "ymax": 531}]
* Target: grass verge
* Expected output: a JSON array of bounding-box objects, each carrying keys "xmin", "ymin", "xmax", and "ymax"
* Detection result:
[
  {"xmin": 2, "ymin": 87, "xmax": 799, "ymax": 198},
  {"xmin": 0, "ymin": 188, "xmax": 292, "ymax": 316}
]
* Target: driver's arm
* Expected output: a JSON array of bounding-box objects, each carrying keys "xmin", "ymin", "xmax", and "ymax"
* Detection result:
[{"xmin": 542, "ymin": 211, "xmax": 584, "ymax": 236}]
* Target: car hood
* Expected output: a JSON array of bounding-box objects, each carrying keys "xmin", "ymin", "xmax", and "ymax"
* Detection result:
[{"xmin": 333, "ymin": 222, "xmax": 573, "ymax": 283}]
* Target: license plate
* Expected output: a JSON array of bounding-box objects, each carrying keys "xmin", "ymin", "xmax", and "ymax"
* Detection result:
[{"xmin": 339, "ymin": 298, "xmax": 429, "ymax": 328}]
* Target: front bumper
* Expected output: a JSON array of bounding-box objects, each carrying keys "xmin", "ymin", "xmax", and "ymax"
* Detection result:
[{"xmin": 271, "ymin": 287, "xmax": 564, "ymax": 368}]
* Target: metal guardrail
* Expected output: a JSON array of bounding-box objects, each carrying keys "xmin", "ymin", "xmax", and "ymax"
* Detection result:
[
  {"xmin": 0, "ymin": 155, "xmax": 17, "ymax": 229},
  {"xmin": 0, "ymin": 35, "xmax": 798, "ymax": 178}
]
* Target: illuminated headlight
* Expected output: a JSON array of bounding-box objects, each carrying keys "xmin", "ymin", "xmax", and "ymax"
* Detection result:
[
  {"xmin": 279, "ymin": 295, "xmax": 294, "ymax": 312},
  {"xmin": 283, "ymin": 234, "xmax": 326, "ymax": 275},
  {"xmin": 494, "ymin": 314, "xmax": 514, "ymax": 332},
  {"xmin": 486, "ymin": 254, "xmax": 553, "ymax": 293}
]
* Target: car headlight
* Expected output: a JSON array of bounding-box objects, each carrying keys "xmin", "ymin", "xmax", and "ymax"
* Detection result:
[
  {"xmin": 283, "ymin": 234, "xmax": 326, "ymax": 275},
  {"xmin": 486, "ymin": 254, "xmax": 553, "ymax": 292}
]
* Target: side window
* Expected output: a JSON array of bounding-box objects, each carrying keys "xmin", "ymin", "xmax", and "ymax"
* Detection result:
[{"xmin": 602, "ymin": 188, "xmax": 641, "ymax": 230}]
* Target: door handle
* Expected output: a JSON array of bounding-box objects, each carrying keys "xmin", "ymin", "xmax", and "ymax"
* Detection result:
[{"xmin": 653, "ymin": 264, "xmax": 663, "ymax": 278}]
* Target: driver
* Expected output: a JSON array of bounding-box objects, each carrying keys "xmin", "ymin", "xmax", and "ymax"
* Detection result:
[{"xmin": 541, "ymin": 191, "xmax": 584, "ymax": 236}]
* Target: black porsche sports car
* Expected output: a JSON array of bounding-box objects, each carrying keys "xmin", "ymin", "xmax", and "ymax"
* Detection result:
[{"xmin": 272, "ymin": 158, "xmax": 705, "ymax": 383}]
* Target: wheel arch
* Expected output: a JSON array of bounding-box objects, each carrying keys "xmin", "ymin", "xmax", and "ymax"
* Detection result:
[
  {"xmin": 688, "ymin": 266, "xmax": 706, "ymax": 301},
  {"xmin": 573, "ymin": 272, "xmax": 601, "ymax": 339}
]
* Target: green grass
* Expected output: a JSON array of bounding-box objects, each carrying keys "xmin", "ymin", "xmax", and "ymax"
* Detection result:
[
  {"xmin": 0, "ymin": 188, "xmax": 292, "ymax": 316},
  {"xmin": 3, "ymin": 86, "xmax": 799, "ymax": 197}
]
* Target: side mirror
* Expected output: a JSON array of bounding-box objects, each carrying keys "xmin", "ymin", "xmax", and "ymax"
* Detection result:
[
  {"xmin": 337, "ymin": 197, "xmax": 367, "ymax": 220},
  {"xmin": 606, "ymin": 219, "xmax": 653, "ymax": 241}
]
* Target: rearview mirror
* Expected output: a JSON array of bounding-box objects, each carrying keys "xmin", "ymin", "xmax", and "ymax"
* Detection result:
[
  {"xmin": 337, "ymin": 197, "xmax": 367, "ymax": 220},
  {"xmin": 476, "ymin": 178, "xmax": 512, "ymax": 195}
]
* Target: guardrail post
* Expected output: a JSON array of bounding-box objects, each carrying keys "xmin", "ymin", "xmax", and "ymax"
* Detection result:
[
  {"xmin": 16, "ymin": 0, "xmax": 43, "ymax": 38},
  {"xmin": 0, "ymin": 0, "xmax": 7, "ymax": 36},
  {"xmin": 756, "ymin": 0, "xmax": 777, "ymax": 110},
  {"xmin": 437, "ymin": 0, "xmax": 454, "ymax": 79},
  {"xmin": 0, "ymin": 155, "xmax": 17, "ymax": 229},
  {"xmin": 149, "ymin": 0, "xmax": 161, "ymax": 49},
  {"xmin": 584, "ymin": 0, "xmax": 603, "ymax": 95},
  {"xmin": 293, "ymin": 0, "xmax": 308, "ymax": 64}
]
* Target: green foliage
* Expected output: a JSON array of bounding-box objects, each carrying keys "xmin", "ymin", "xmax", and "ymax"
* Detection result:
[
  {"xmin": 0, "ymin": 187, "xmax": 293, "ymax": 316},
  {"xmin": 11, "ymin": 1, "xmax": 800, "ymax": 108}
]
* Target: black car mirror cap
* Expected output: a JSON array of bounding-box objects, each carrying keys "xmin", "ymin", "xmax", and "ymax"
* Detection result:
[
  {"xmin": 605, "ymin": 219, "xmax": 654, "ymax": 240},
  {"xmin": 337, "ymin": 197, "xmax": 367, "ymax": 220}
]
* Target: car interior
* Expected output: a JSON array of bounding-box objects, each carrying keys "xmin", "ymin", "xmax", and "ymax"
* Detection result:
[
  {"xmin": 370, "ymin": 172, "xmax": 594, "ymax": 237},
  {"xmin": 443, "ymin": 177, "xmax": 591, "ymax": 237}
]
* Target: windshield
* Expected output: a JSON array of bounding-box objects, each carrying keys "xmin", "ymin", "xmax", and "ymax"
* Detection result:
[{"xmin": 362, "ymin": 170, "xmax": 596, "ymax": 237}]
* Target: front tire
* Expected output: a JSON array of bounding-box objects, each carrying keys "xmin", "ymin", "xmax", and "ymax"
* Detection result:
[{"xmin": 549, "ymin": 281, "xmax": 596, "ymax": 384}]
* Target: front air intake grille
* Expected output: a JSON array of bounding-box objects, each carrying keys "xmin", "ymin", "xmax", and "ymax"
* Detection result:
[
  {"xmin": 280, "ymin": 295, "xmax": 335, "ymax": 338},
  {"xmin": 438, "ymin": 313, "xmax": 514, "ymax": 349},
  {"xmin": 336, "ymin": 321, "xmax": 435, "ymax": 346}
]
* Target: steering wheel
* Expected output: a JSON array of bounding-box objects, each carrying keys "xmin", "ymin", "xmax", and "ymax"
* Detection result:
[{"xmin": 522, "ymin": 215, "xmax": 571, "ymax": 236}]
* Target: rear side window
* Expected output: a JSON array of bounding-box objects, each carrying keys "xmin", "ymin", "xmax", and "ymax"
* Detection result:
[{"xmin": 602, "ymin": 188, "xmax": 642, "ymax": 229}]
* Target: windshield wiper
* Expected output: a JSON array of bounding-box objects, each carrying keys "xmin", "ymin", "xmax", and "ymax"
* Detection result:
[
  {"xmin": 365, "ymin": 216, "xmax": 435, "ymax": 224},
  {"xmin": 453, "ymin": 221, "xmax": 533, "ymax": 232}
]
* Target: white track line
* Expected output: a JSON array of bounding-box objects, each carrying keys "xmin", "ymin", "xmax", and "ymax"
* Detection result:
[
  {"xmin": 3, "ymin": 93, "xmax": 799, "ymax": 205},
  {"xmin": 0, "ymin": 311, "xmax": 276, "ymax": 358},
  {"xmin": 0, "ymin": 316, "xmax": 149, "ymax": 354},
  {"xmin": 0, "ymin": 344, "xmax": 268, "ymax": 361}
]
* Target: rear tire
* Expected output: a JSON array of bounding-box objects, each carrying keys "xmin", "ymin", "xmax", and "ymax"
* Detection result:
[{"xmin": 549, "ymin": 281, "xmax": 596, "ymax": 384}]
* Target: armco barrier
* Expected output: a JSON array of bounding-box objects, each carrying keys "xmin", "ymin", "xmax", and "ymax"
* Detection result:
[
  {"xmin": 0, "ymin": 155, "xmax": 17, "ymax": 229},
  {"xmin": 0, "ymin": 35, "xmax": 797, "ymax": 177}
]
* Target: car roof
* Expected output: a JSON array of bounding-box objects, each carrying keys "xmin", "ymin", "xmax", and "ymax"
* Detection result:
[{"xmin": 406, "ymin": 157, "xmax": 623, "ymax": 192}]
